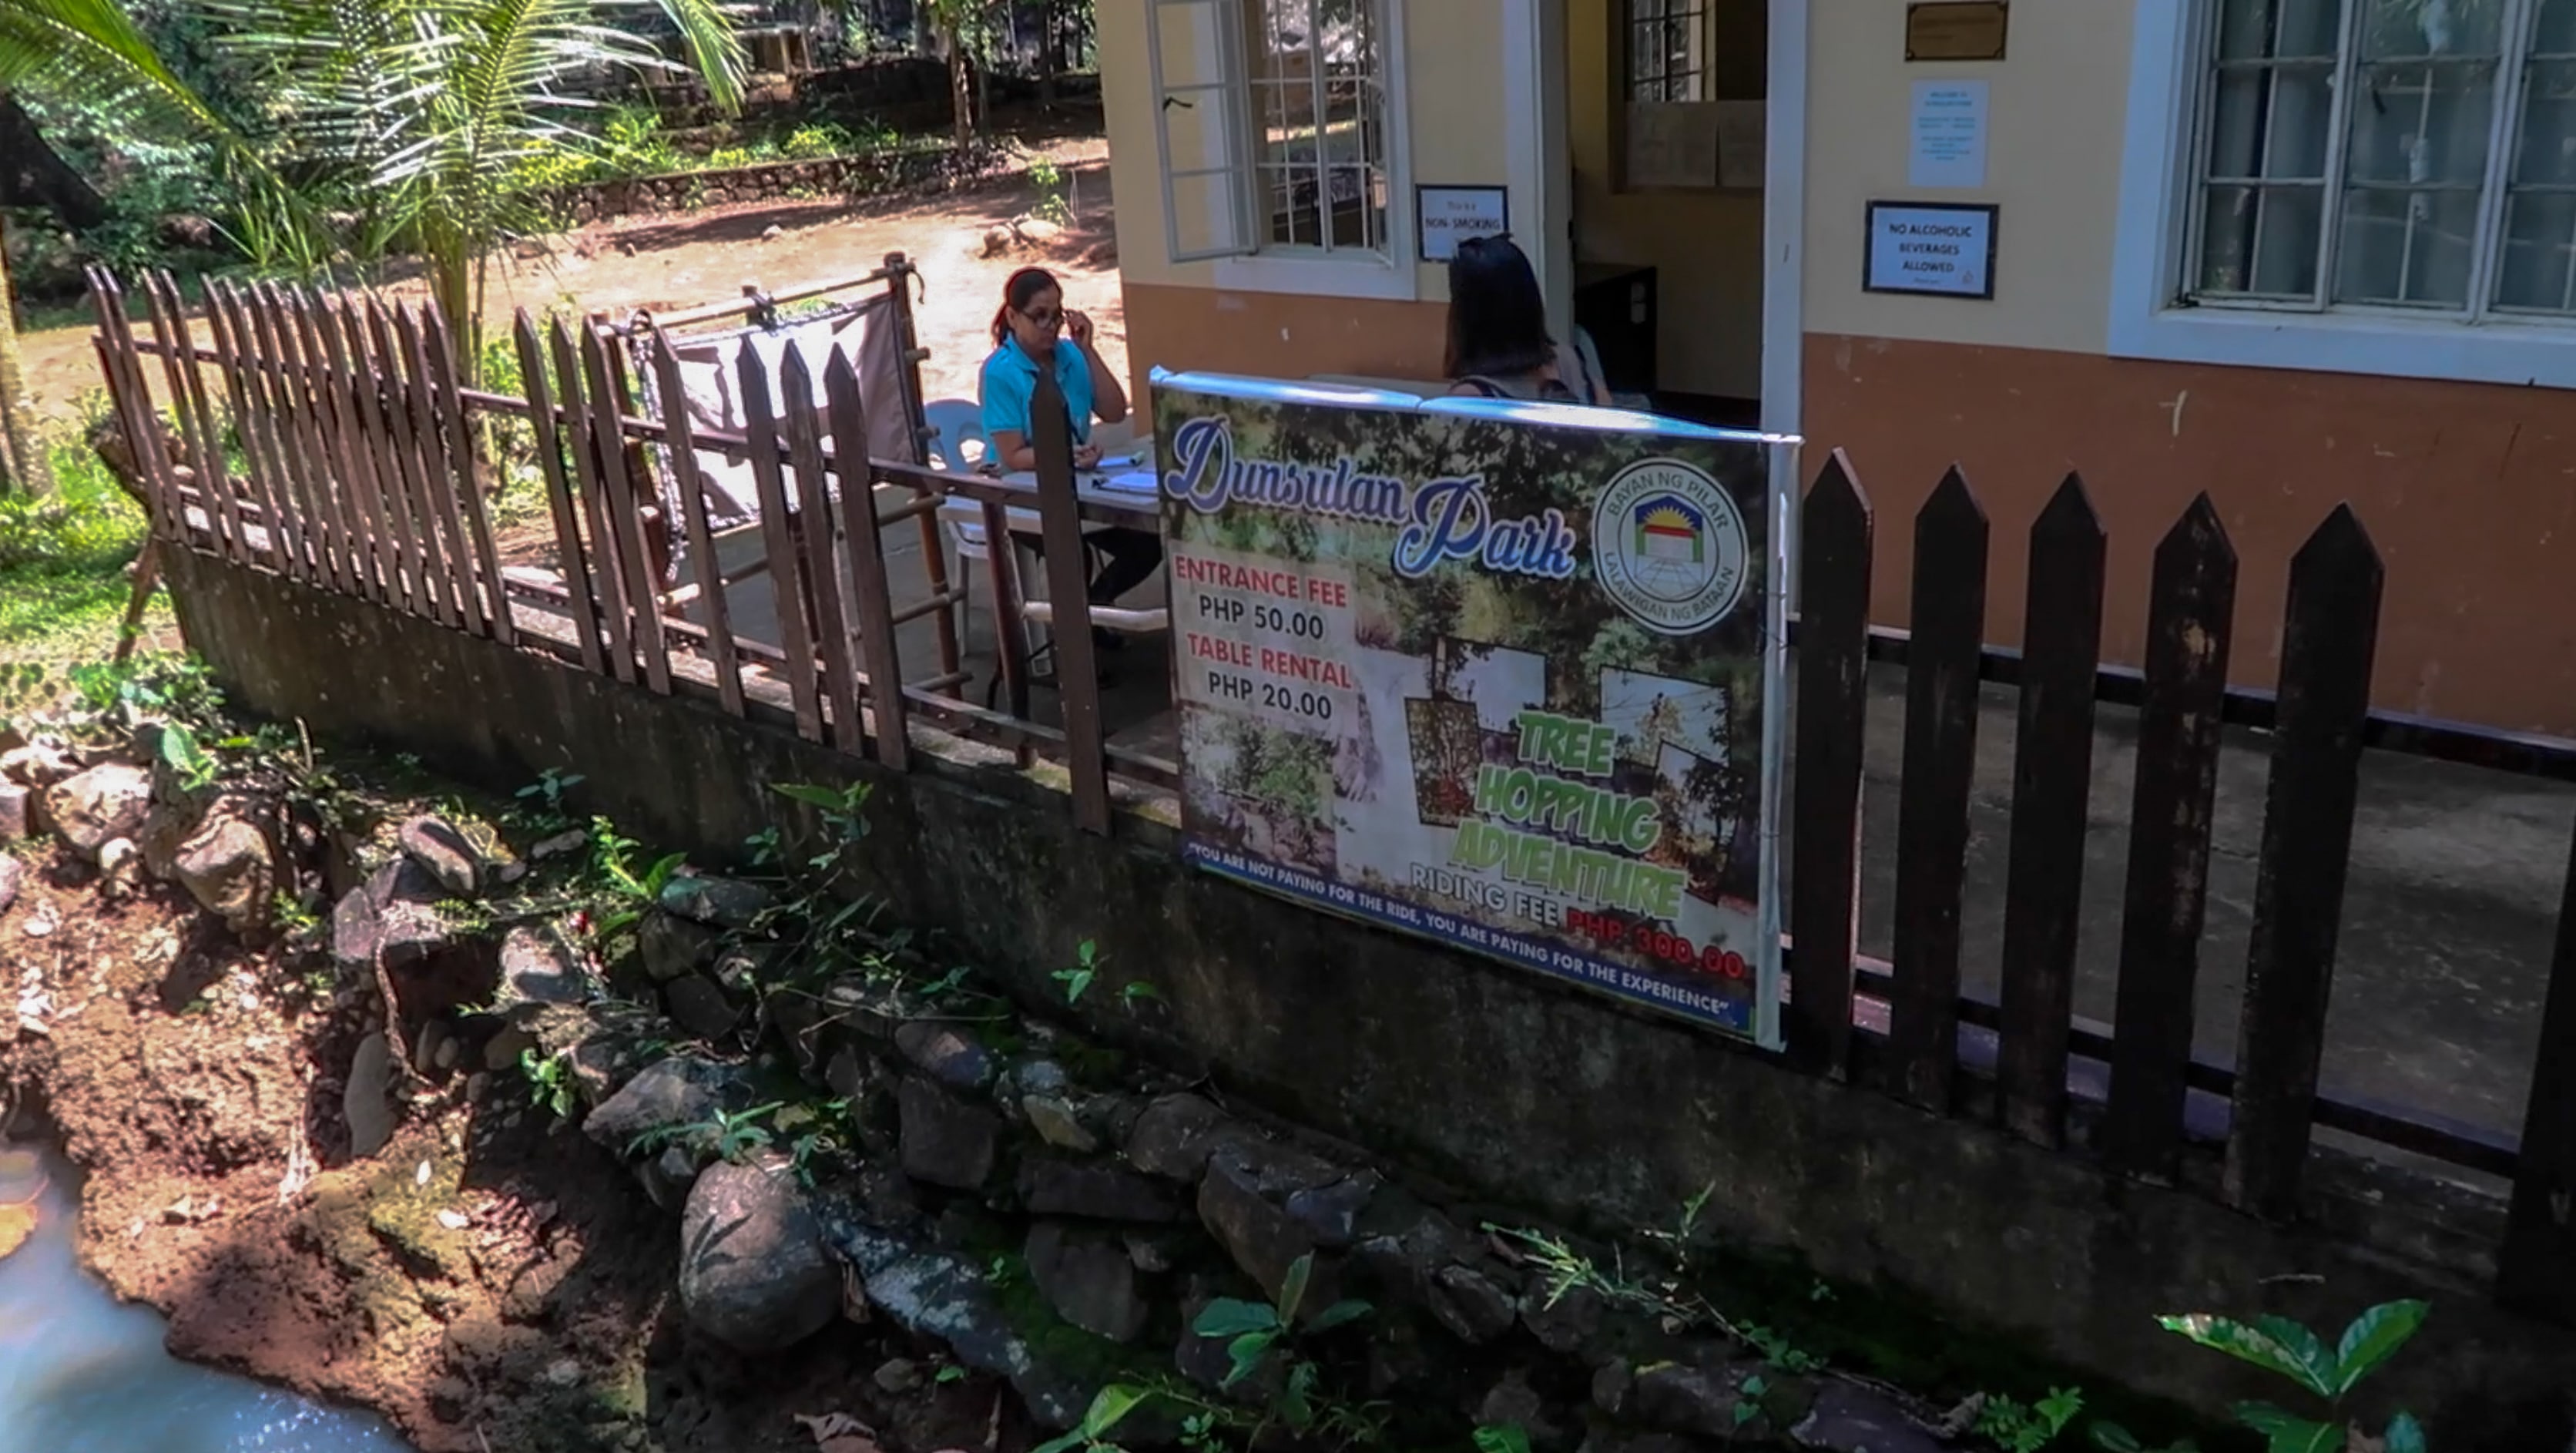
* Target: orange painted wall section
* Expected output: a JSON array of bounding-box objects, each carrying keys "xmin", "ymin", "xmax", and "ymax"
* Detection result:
[
  {"xmin": 1119, "ymin": 282, "xmax": 1447, "ymax": 401},
  {"xmin": 1806, "ymin": 333, "xmax": 2576, "ymax": 735}
]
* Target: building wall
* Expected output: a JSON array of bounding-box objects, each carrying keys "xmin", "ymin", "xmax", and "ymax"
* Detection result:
[
  {"xmin": 1798, "ymin": 2, "xmax": 2576, "ymax": 733},
  {"xmin": 1101, "ymin": 0, "xmax": 1517, "ymax": 394}
]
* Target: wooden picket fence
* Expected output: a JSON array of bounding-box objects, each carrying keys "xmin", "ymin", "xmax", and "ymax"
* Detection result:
[{"xmin": 84, "ymin": 270, "xmax": 2576, "ymax": 1326}]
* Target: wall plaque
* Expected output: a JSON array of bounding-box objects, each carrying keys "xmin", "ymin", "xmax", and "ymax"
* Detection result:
[{"xmin": 1906, "ymin": 2, "xmax": 2007, "ymax": 62}]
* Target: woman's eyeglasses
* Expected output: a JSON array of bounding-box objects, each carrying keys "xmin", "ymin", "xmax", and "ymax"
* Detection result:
[{"xmin": 1020, "ymin": 306, "xmax": 1062, "ymax": 327}]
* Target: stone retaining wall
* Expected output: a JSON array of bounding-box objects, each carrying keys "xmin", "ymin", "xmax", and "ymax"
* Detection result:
[
  {"xmin": 159, "ymin": 549, "xmax": 2576, "ymax": 1450},
  {"xmin": 542, "ymin": 146, "xmax": 994, "ymax": 227}
]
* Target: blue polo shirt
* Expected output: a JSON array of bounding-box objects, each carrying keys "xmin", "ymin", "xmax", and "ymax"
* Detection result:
[{"xmin": 981, "ymin": 336, "xmax": 1094, "ymax": 446}]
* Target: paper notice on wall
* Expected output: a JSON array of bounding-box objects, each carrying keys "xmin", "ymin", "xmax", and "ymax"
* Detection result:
[
  {"xmin": 1713, "ymin": 101, "xmax": 1766, "ymax": 190},
  {"xmin": 1627, "ymin": 102, "xmax": 1722, "ymax": 190},
  {"xmin": 1908, "ymin": 80, "xmax": 1990, "ymax": 189}
]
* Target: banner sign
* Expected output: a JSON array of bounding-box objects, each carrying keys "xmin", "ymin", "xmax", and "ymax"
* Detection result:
[{"xmin": 1152, "ymin": 373, "xmax": 1789, "ymax": 1045}]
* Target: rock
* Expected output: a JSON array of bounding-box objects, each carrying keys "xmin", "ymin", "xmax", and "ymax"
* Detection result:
[
  {"xmin": 678, "ymin": 1156, "xmax": 840, "ymax": 1354},
  {"xmin": 664, "ymin": 976, "xmax": 740, "ymax": 1039},
  {"xmin": 1125, "ymin": 1232, "xmax": 1177, "ymax": 1274},
  {"xmin": 1125, "ymin": 1094, "xmax": 1234, "ymax": 1180},
  {"xmin": 1478, "ymin": 1371, "xmax": 1565, "ymax": 1450},
  {"xmin": 1197, "ymin": 1156, "xmax": 1314, "ymax": 1305},
  {"xmin": 1790, "ymin": 1381, "xmax": 1944, "ymax": 1453},
  {"xmin": 642, "ymin": 1143, "xmax": 708, "ymax": 1213},
  {"xmin": 636, "ymin": 911, "xmax": 716, "ymax": 982},
  {"xmin": 482, "ymin": 1025, "xmax": 537, "ymax": 1072},
  {"xmin": 0, "ymin": 856, "xmax": 20, "ymax": 917},
  {"xmin": 1021, "ymin": 1156, "xmax": 1182, "ymax": 1223},
  {"xmin": 96, "ymin": 837, "xmax": 141, "ymax": 892},
  {"xmin": 1631, "ymin": 1359, "xmax": 1761, "ymax": 1439},
  {"xmin": 1026, "ymin": 1221, "xmax": 1149, "ymax": 1343},
  {"xmin": 172, "ymin": 814, "xmax": 276, "ymax": 935},
  {"xmin": 1521, "ymin": 1282, "xmax": 1605, "ymax": 1356},
  {"xmin": 1, "ymin": 743, "xmax": 75, "ymax": 790},
  {"xmin": 897, "ymin": 1079, "xmax": 1000, "ymax": 1190},
  {"xmin": 397, "ymin": 815, "xmax": 481, "ymax": 896},
  {"xmin": 1285, "ymin": 1173, "xmax": 1378, "ymax": 1248},
  {"xmin": 499, "ymin": 926, "xmax": 585, "ymax": 1007},
  {"xmin": 1015, "ymin": 1059, "xmax": 1072, "ymax": 1097},
  {"xmin": 1023, "ymin": 1095, "xmax": 1099, "ymax": 1153},
  {"xmin": 1349, "ymin": 1203, "xmax": 1469, "ymax": 1307},
  {"xmin": 658, "ymin": 871, "xmax": 770, "ymax": 930},
  {"xmin": 0, "ymin": 783, "xmax": 28, "ymax": 842},
  {"xmin": 529, "ymin": 829, "xmax": 588, "ymax": 861},
  {"xmin": 1428, "ymin": 1264, "xmax": 1519, "ymax": 1344},
  {"xmin": 44, "ymin": 763, "xmax": 151, "ymax": 859},
  {"xmin": 345, "ymin": 1033, "xmax": 398, "ymax": 1157},
  {"xmin": 894, "ymin": 1019, "xmax": 997, "ymax": 1092},
  {"xmin": 334, "ymin": 857, "xmax": 452, "ymax": 972},
  {"xmin": 582, "ymin": 1056, "xmax": 746, "ymax": 1156},
  {"xmin": 414, "ymin": 1019, "xmax": 455, "ymax": 1075},
  {"xmin": 825, "ymin": 1220, "xmax": 1088, "ymax": 1428},
  {"xmin": 873, "ymin": 1358, "xmax": 926, "ymax": 1394},
  {"xmin": 1592, "ymin": 1360, "xmax": 1633, "ymax": 1417}
]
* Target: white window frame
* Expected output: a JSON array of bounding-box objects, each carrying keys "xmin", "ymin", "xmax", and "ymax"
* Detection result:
[
  {"xmin": 1147, "ymin": 0, "xmax": 1418, "ymax": 300},
  {"xmin": 2112, "ymin": 0, "xmax": 2576, "ymax": 388}
]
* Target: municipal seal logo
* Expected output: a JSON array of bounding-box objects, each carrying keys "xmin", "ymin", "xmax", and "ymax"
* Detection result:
[{"xmin": 1591, "ymin": 458, "xmax": 1749, "ymax": 635}]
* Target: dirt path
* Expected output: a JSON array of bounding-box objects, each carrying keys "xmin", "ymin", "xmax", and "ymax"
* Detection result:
[{"xmin": 12, "ymin": 136, "xmax": 1125, "ymax": 428}]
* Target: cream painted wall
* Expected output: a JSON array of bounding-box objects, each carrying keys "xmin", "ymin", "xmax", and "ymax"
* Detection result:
[
  {"xmin": 1565, "ymin": 0, "xmax": 1765, "ymax": 399},
  {"xmin": 1098, "ymin": 0, "xmax": 1519, "ymax": 305},
  {"xmin": 1800, "ymin": 0, "xmax": 2133, "ymax": 354}
]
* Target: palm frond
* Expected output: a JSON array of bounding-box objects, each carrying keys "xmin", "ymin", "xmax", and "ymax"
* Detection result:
[{"xmin": 0, "ymin": 0, "xmax": 243, "ymax": 145}]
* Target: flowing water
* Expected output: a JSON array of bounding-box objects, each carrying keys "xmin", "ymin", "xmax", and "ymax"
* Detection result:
[{"xmin": 0, "ymin": 1145, "xmax": 412, "ymax": 1453}]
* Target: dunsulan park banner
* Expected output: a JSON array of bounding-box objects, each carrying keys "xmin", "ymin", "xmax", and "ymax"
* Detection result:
[{"xmin": 1151, "ymin": 373, "xmax": 1789, "ymax": 1045}]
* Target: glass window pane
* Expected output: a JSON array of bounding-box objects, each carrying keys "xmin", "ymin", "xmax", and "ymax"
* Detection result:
[
  {"xmin": 2210, "ymin": 64, "xmax": 2339, "ymax": 177},
  {"xmin": 2536, "ymin": 0, "xmax": 2576, "ymax": 55},
  {"xmin": 2494, "ymin": 191, "xmax": 2576, "ymax": 310},
  {"xmin": 2358, "ymin": 0, "xmax": 2504, "ymax": 58},
  {"xmin": 2513, "ymin": 59, "xmax": 2576, "ymax": 184},
  {"xmin": 2199, "ymin": 183, "xmax": 2326, "ymax": 295},
  {"xmin": 2335, "ymin": 185, "xmax": 2482, "ymax": 304},
  {"xmin": 2219, "ymin": 0, "xmax": 2348, "ymax": 60},
  {"xmin": 2344, "ymin": 61, "xmax": 2497, "ymax": 184}
]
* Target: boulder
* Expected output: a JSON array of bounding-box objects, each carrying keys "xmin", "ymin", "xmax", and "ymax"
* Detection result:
[
  {"xmin": 334, "ymin": 857, "xmax": 452, "ymax": 972},
  {"xmin": 1124, "ymin": 1093, "xmax": 1234, "ymax": 1180},
  {"xmin": 582, "ymin": 1056, "xmax": 746, "ymax": 1156},
  {"xmin": 663, "ymin": 975, "xmax": 741, "ymax": 1039},
  {"xmin": 1285, "ymin": 1173, "xmax": 1379, "ymax": 1248},
  {"xmin": 172, "ymin": 814, "xmax": 277, "ymax": 935},
  {"xmin": 0, "ymin": 856, "xmax": 22, "ymax": 918},
  {"xmin": 1428, "ymin": 1263, "xmax": 1519, "ymax": 1345},
  {"xmin": 1197, "ymin": 1156, "xmax": 1315, "ymax": 1305},
  {"xmin": 1520, "ymin": 1282, "xmax": 1606, "ymax": 1356},
  {"xmin": 344, "ymin": 1033, "xmax": 399, "ymax": 1157},
  {"xmin": 897, "ymin": 1078, "xmax": 1000, "ymax": 1190},
  {"xmin": 1020, "ymin": 1156, "xmax": 1182, "ymax": 1223},
  {"xmin": 44, "ymin": 763, "xmax": 151, "ymax": 859},
  {"xmin": 825, "ymin": 1220, "xmax": 1087, "ymax": 1428},
  {"xmin": 97, "ymin": 837, "xmax": 142, "ymax": 893},
  {"xmin": 636, "ymin": 910, "xmax": 717, "ymax": 982},
  {"xmin": 894, "ymin": 1019, "xmax": 997, "ymax": 1092},
  {"xmin": 498, "ymin": 926, "xmax": 585, "ymax": 1008},
  {"xmin": 1790, "ymin": 1382, "xmax": 1944, "ymax": 1453},
  {"xmin": 1631, "ymin": 1358, "xmax": 1759, "ymax": 1440},
  {"xmin": 1025, "ymin": 1221, "xmax": 1149, "ymax": 1343},
  {"xmin": 1023, "ymin": 1095, "xmax": 1099, "ymax": 1153},
  {"xmin": 0, "ymin": 783, "xmax": 29, "ymax": 842},
  {"xmin": 658, "ymin": 871, "xmax": 771, "ymax": 930},
  {"xmin": 0, "ymin": 743, "xmax": 75, "ymax": 790},
  {"xmin": 678, "ymin": 1157, "xmax": 840, "ymax": 1354},
  {"xmin": 397, "ymin": 815, "xmax": 481, "ymax": 897}
]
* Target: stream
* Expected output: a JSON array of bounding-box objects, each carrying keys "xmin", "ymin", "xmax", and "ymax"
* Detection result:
[{"xmin": 0, "ymin": 1144, "xmax": 413, "ymax": 1453}]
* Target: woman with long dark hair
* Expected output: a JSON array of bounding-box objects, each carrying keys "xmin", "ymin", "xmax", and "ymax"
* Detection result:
[
  {"xmin": 1443, "ymin": 236, "xmax": 1611, "ymax": 405},
  {"xmin": 975, "ymin": 266, "xmax": 1162, "ymax": 625}
]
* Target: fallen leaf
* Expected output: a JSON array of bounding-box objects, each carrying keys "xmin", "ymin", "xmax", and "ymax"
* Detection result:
[{"xmin": 791, "ymin": 1411, "xmax": 880, "ymax": 1453}]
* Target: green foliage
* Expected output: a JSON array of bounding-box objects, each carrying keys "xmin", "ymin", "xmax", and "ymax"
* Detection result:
[
  {"xmin": 1472, "ymin": 1426, "xmax": 1532, "ymax": 1453},
  {"xmin": 2155, "ymin": 1301, "xmax": 2430, "ymax": 1453},
  {"xmin": 511, "ymin": 767, "xmax": 585, "ymax": 833},
  {"xmin": 1055, "ymin": 938, "xmax": 1101, "ymax": 1004},
  {"xmin": 0, "ymin": 426, "xmax": 153, "ymax": 659},
  {"xmin": 1975, "ymin": 1388, "xmax": 2085, "ymax": 1452},
  {"xmin": 629, "ymin": 1100, "xmax": 785, "ymax": 1166},
  {"xmin": 1026, "ymin": 151, "xmax": 1072, "ymax": 227},
  {"xmin": 519, "ymin": 1048, "xmax": 579, "ymax": 1121},
  {"xmin": 1190, "ymin": 1252, "xmax": 1372, "ymax": 1393}
]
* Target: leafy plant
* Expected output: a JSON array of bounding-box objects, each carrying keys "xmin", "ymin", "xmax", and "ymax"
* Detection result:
[
  {"xmin": 1033, "ymin": 1384, "xmax": 1155, "ymax": 1453},
  {"xmin": 630, "ymin": 1101, "xmax": 785, "ymax": 1165},
  {"xmin": 2155, "ymin": 1300, "xmax": 2429, "ymax": 1453},
  {"xmin": 589, "ymin": 815, "xmax": 684, "ymax": 936},
  {"xmin": 519, "ymin": 1048, "xmax": 579, "ymax": 1120},
  {"xmin": 1732, "ymin": 1374, "xmax": 1769, "ymax": 1431},
  {"xmin": 512, "ymin": 768, "xmax": 585, "ymax": 831},
  {"xmin": 2089, "ymin": 1427, "xmax": 2200, "ymax": 1453},
  {"xmin": 1119, "ymin": 979, "xmax": 1162, "ymax": 1008},
  {"xmin": 1474, "ymin": 1425, "xmax": 1533, "ymax": 1453},
  {"xmin": 1055, "ymin": 938, "xmax": 1102, "ymax": 1005},
  {"xmin": 1191, "ymin": 1251, "xmax": 1372, "ymax": 1391},
  {"xmin": 1739, "ymin": 1322, "xmax": 1823, "ymax": 1375},
  {"xmin": 1976, "ymin": 1388, "xmax": 2085, "ymax": 1453}
]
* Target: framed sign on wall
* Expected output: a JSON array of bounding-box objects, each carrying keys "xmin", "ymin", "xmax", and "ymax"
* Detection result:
[
  {"xmin": 1863, "ymin": 201, "xmax": 1998, "ymax": 299},
  {"xmin": 1416, "ymin": 186, "xmax": 1511, "ymax": 261}
]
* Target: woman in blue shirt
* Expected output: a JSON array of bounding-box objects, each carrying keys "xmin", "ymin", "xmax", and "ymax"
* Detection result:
[{"xmin": 979, "ymin": 267, "xmax": 1162, "ymax": 627}]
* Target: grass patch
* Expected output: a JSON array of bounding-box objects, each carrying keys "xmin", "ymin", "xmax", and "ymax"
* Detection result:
[{"xmin": 0, "ymin": 426, "xmax": 173, "ymax": 670}]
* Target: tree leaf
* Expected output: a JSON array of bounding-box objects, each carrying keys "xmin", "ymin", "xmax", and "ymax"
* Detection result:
[
  {"xmin": 2380, "ymin": 1411, "xmax": 2425, "ymax": 1453},
  {"xmin": 1189, "ymin": 1298, "xmax": 1277, "ymax": 1339},
  {"xmin": 1305, "ymin": 1297, "xmax": 1372, "ymax": 1331},
  {"xmin": 1079, "ymin": 1384, "xmax": 1152, "ymax": 1440},
  {"xmin": 2234, "ymin": 1401, "xmax": 2340, "ymax": 1453},
  {"xmin": 1278, "ymin": 1251, "xmax": 1313, "ymax": 1323},
  {"xmin": 1473, "ymin": 1426, "xmax": 1532, "ymax": 1453},
  {"xmin": 1220, "ymin": 1331, "xmax": 1274, "ymax": 1389},
  {"xmin": 2330, "ymin": 1300, "xmax": 2429, "ymax": 1398},
  {"xmin": 2159, "ymin": 1314, "xmax": 2333, "ymax": 1397},
  {"xmin": 2251, "ymin": 1316, "xmax": 2339, "ymax": 1399}
]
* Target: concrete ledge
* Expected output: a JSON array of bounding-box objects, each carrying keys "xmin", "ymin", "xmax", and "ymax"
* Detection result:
[{"xmin": 163, "ymin": 548, "xmax": 2576, "ymax": 1446}]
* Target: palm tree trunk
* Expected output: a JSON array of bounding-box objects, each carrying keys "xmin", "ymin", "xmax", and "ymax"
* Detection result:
[
  {"xmin": 948, "ymin": 25, "xmax": 974, "ymax": 152},
  {"xmin": 0, "ymin": 207, "xmax": 57, "ymax": 499}
]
